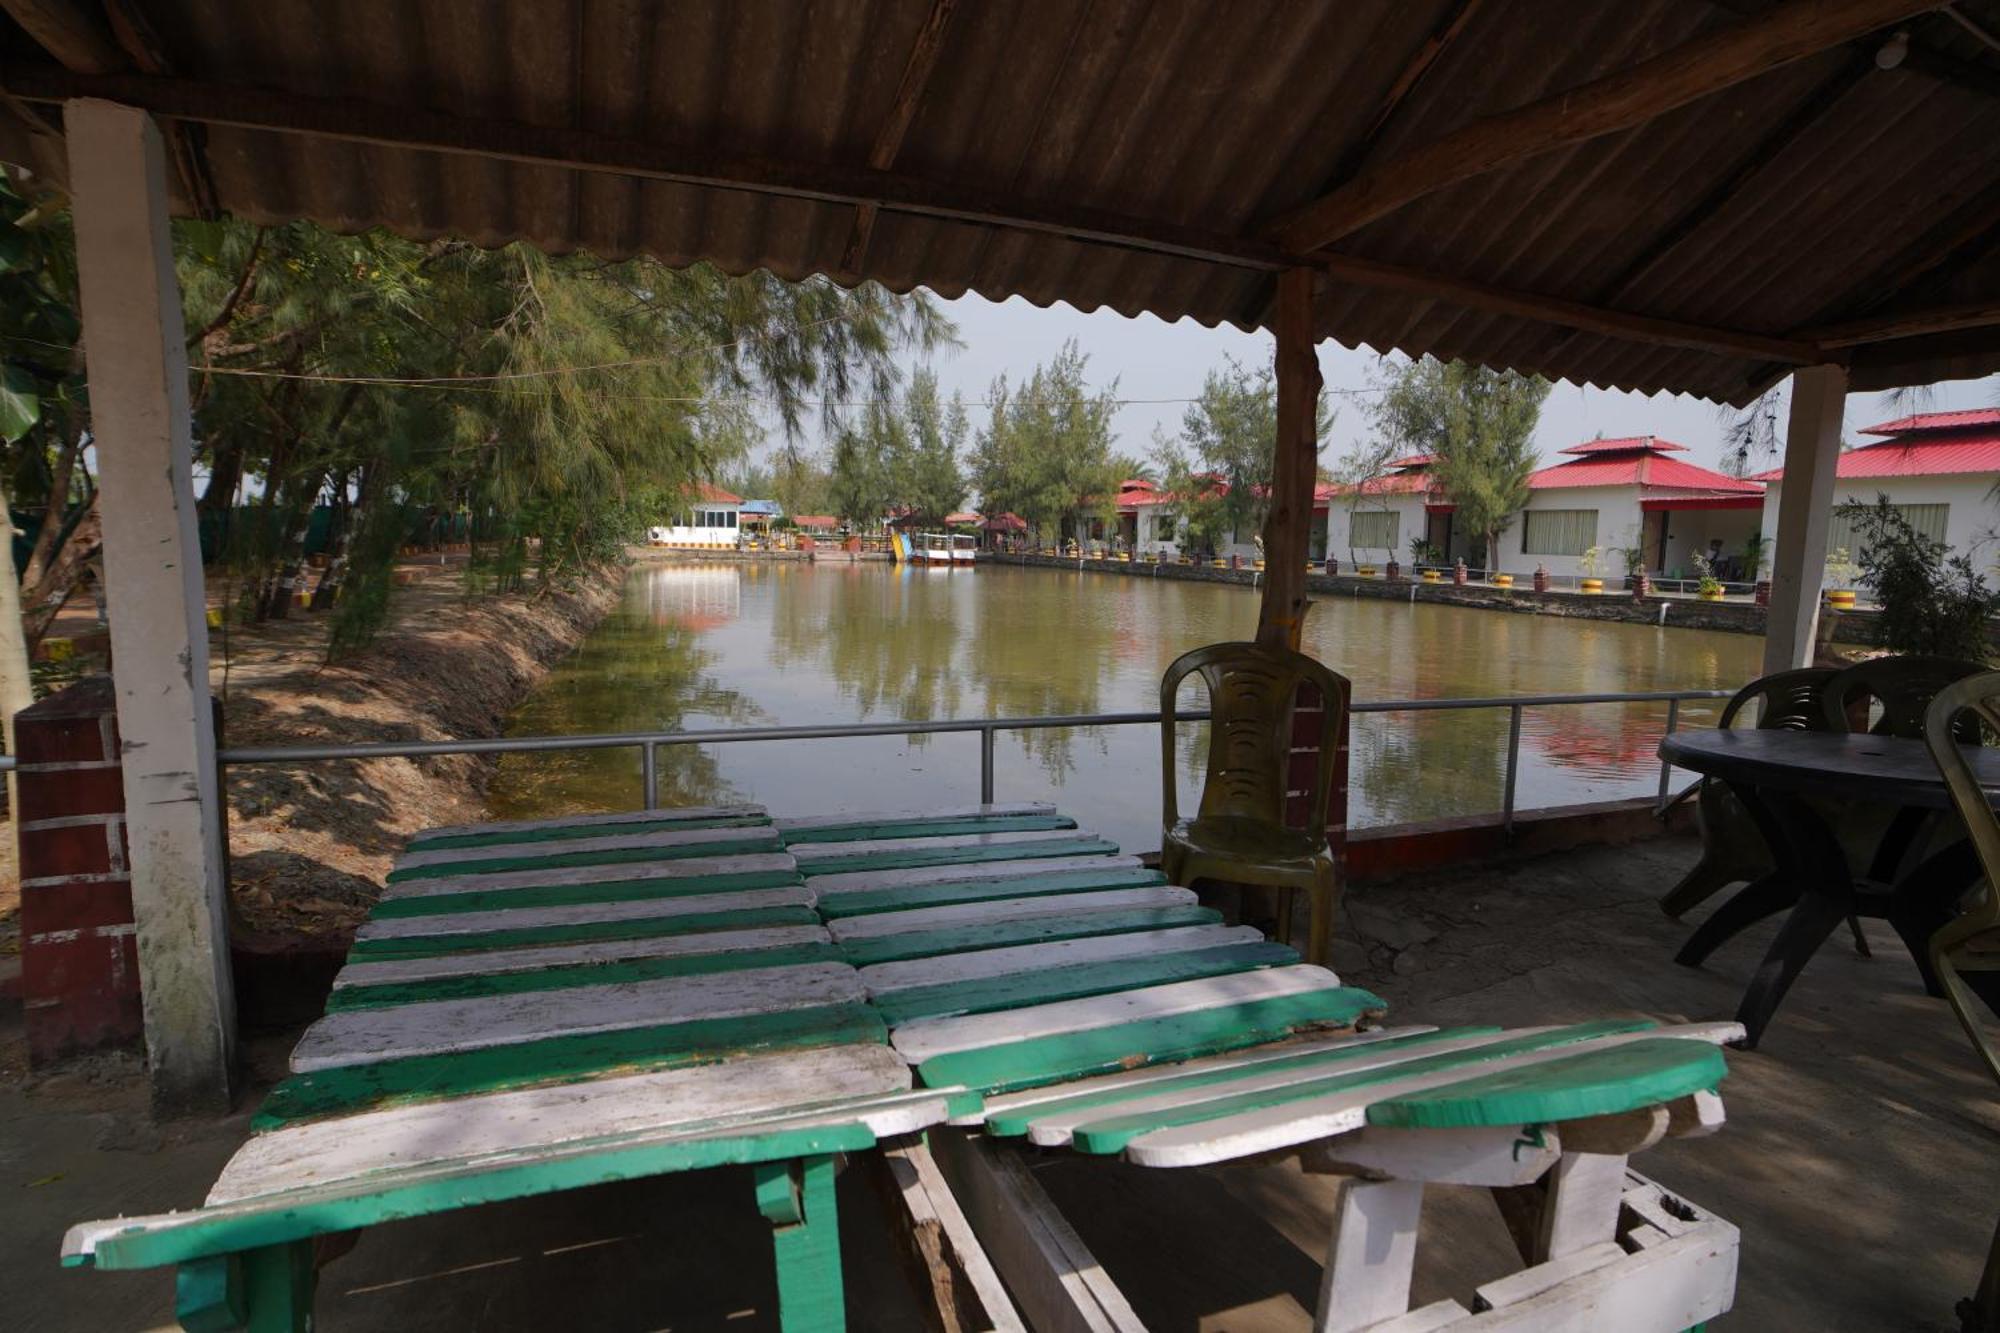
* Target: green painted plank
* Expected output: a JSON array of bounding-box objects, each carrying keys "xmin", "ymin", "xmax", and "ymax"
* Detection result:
[
  {"xmin": 819, "ymin": 866, "xmax": 1167, "ymax": 919},
  {"xmin": 410, "ymin": 814, "xmax": 773, "ymax": 851},
  {"xmin": 798, "ymin": 836, "xmax": 1120, "ymax": 876},
  {"xmin": 326, "ymin": 942, "xmax": 845, "ymax": 1012},
  {"xmin": 837, "ymin": 906, "xmax": 1224, "ymax": 967},
  {"xmin": 782, "ymin": 815, "xmax": 1076, "ymax": 844},
  {"xmin": 80, "ymin": 1123, "xmax": 879, "ymax": 1271},
  {"xmin": 253, "ymin": 1003, "xmax": 887, "ymax": 1129},
  {"xmin": 387, "ymin": 835, "xmax": 782, "ymax": 882},
  {"xmin": 873, "ymin": 943, "xmax": 1301, "ymax": 1026},
  {"xmin": 984, "ymin": 1027, "xmax": 1494, "ymax": 1138},
  {"xmin": 1363, "ymin": 1037, "xmax": 1729, "ymax": 1130},
  {"xmin": 766, "ymin": 1154, "xmax": 844, "ymax": 1333},
  {"xmin": 347, "ymin": 905, "xmax": 822, "ymax": 959},
  {"xmin": 917, "ymin": 987, "xmax": 1389, "ymax": 1095},
  {"xmin": 369, "ymin": 867, "xmax": 801, "ymax": 918},
  {"xmin": 1066, "ymin": 1020, "xmax": 1656, "ymax": 1155}
]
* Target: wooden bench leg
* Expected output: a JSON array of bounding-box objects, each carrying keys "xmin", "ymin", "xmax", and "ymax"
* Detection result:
[
  {"xmin": 175, "ymin": 1243, "xmax": 316, "ymax": 1333},
  {"xmin": 1316, "ymin": 1177, "xmax": 1422, "ymax": 1333},
  {"xmin": 756, "ymin": 1155, "xmax": 846, "ymax": 1333}
]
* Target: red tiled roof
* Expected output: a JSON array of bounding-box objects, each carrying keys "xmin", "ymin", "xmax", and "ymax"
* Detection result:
[
  {"xmin": 1118, "ymin": 478, "xmax": 1158, "ymax": 491},
  {"xmin": 792, "ymin": 514, "xmax": 838, "ymax": 528},
  {"xmin": 1557, "ymin": 435, "xmax": 1689, "ymax": 456},
  {"xmin": 697, "ymin": 482, "xmax": 743, "ymax": 504},
  {"xmin": 1752, "ymin": 436, "xmax": 2000, "ymax": 482},
  {"xmin": 1384, "ymin": 453, "xmax": 1435, "ymax": 468},
  {"xmin": 982, "ymin": 512, "xmax": 1028, "ymax": 531},
  {"xmin": 1531, "ymin": 452, "xmax": 1761, "ymax": 494},
  {"xmin": 1860, "ymin": 409, "xmax": 2000, "ymax": 437},
  {"xmin": 945, "ymin": 511, "xmax": 982, "ymax": 525}
]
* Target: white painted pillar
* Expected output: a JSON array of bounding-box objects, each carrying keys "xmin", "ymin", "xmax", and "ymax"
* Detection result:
[
  {"xmin": 1761, "ymin": 364, "xmax": 1849, "ymax": 676},
  {"xmin": 66, "ymin": 100, "xmax": 236, "ymax": 1112}
]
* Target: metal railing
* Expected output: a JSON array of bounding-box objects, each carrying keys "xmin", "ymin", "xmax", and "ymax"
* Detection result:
[{"xmin": 217, "ymin": 687, "xmax": 1732, "ymax": 835}]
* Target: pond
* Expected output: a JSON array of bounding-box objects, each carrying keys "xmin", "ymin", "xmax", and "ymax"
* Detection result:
[{"xmin": 484, "ymin": 560, "xmax": 1764, "ymax": 851}]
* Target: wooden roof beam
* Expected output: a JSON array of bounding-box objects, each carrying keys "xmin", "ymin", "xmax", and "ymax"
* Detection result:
[
  {"xmin": 1798, "ymin": 296, "xmax": 2000, "ymax": 347},
  {"xmin": 1264, "ymin": 0, "xmax": 1946, "ymax": 254},
  {"xmin": 1, "ymin": 64, "xmax": 1824, "ymax": 367},
  {"xmin": 840, "ymin": 0, "xmax": 957, "ymax": 278},
  {"xmin": 0, "ymin": 0, "xmax": 123, "ymax": 73}
]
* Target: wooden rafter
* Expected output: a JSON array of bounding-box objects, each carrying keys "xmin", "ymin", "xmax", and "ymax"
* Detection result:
[
  {"xmin": 840, "ymin": 0, "xmax": 957, "ymax": 277},
  {"xmin": 1799, "ymin": 297, "xmax": 2000, "ymax": 347},
  {"xmin": 1264, "ymin": 0, "xmax": 1945, "ymax": 254},
  {"xmin": 3, "ymin": 64, "xmax": 1826, "ymax": 365}
]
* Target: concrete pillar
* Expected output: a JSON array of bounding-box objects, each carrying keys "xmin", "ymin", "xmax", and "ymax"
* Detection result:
[
  {"xmin": 1761, "ymin": 365, "xmax": 1849, "ymax": 676},
  {"xmin": 66, "ymin": 99, "xmax": 236, "ymax": 1112}
]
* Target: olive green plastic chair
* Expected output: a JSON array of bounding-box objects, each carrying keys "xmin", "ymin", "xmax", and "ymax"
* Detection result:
[
  {"xmin": 1922, "ymin": 672, "xmax": 2000, "ymax": 1333},
  {"xmin": 1659, "ymin": 667, "xmax": 1834, "ymax": 920},
  {"xmin": 1160, "ymin": 642, "xmax": 1349, "ymax": 966},
  {"xmin": 1822, "ymin": 654, "xmax": 1989, "ymax": 741}
]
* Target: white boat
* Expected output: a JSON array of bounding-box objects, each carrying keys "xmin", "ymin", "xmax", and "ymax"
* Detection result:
[{"xmin": 911, "ymin": 532, "xmax": 976, "ymax": 566}]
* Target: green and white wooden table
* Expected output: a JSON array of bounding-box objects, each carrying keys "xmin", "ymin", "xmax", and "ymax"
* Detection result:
[
  {"xmin": 793, "ymin": 808, "xmax": 1744, "ymax": 1333},
  {"xmin": 62, "ymin": 804, "xmax": 977, "ymax": 1333}
]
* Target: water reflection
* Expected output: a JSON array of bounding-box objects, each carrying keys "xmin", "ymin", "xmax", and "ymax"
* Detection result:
[{"xmin": 485, "ymin": 563, "xmax": 1762, "ymax": 850}]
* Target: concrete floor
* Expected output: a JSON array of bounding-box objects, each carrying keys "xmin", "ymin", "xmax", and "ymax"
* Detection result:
[{"xmin": 6, "ymin": 831, "xmax": 1997, "ymax": 1331}]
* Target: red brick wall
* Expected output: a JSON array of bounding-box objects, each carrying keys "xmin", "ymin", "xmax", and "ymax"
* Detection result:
[{"xmin": 14, "ymin": 676, "xmax": 142, "ymax": 1064}]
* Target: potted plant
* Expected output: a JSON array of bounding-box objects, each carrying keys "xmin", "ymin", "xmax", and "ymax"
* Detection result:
[
  {"xmin": 1619, "ymin": 542, "xmax": 1646, "ymax": 591},
  {"xmin": 1692, "ymin": 551, "xmax": 1725, "ymax": 601},
  {"xmin": 1823, "ymin": 546, "xmax": 1859, "ymax": 609},
  {"xmin": 1578, "ymin": 545, "xmax": 1605, "ymax": 594},
  {"xmin": 1410, "ymin": 537, "xmax": 1443, "ymax": 582}
]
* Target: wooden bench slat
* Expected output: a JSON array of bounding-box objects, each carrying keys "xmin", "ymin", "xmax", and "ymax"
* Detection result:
[
  {"xmin": 860, "ymin": 925, "xmax": 1267, "ymax": 996},
  {"xmin": 807, "ymin": 853, "xmax": 1146, "ymax": 898},
  {"xmin": 358, "ymin": 886, "xmax": 817, "ymax": 942},
  {"xmin": 389, "ymin": 826, "xmax": 784, "ymax": 881},
  {"xmin": 819, "ymin": 866, "xmax": 1168, "ymax": 919},
  {"xmin": 370, "ymin": 866, "xmax": 803, "ymax": 919},
  {"xmin": 254, "ymin": 1003, "xmax": 889, "ymax": 1129},
  {"xmin": 290, "ymin": 962, "xmax": 866, "ymax": 1072},
  {"xmin": 837, "ymin": 906, "xmax": 1226, "ymax": 967},
  {"xmin": 874, "ymin": 942, "xmax": 1301, "ymax": 1026},
  {"xmin": 775, "ymin": 803, "xmax": 1056, "ymax": 832},
  {"xmin": 793, "ymin": 835, "xmax": 1120, "ymax": 875},
  {"xmin": 829, "ymin": 887, "xmax": 1197, "ymax": 941},
  {"xmin": 331, "ymin": 924, "xmax": 832, "ymax": 990},
  {"xmin": 377, "ymin": 853, "xmax": 801, "ymax": 903},
  {"xmin": 409, "ymin": 813, "xmax": 772, "ymax": 851},
  {"xmin": 1363, "ymin": 1038, "xmax": 1730, "ymax": 1131},
  {"xmin": 783, "ymin": 815, "xmax": 1077, "ymax": 844},
  {"xmin": 410, "ymin": 804, "xmax": 767, "ymax": 844},
  {"xmin": 348, "ymin": 905, "xmax": 822, "ymax": 960}
]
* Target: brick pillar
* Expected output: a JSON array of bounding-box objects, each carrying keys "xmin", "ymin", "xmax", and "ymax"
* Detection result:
[{"xmin": 15, "ymin": 676, "xmax": 142, "ymax": 1064}]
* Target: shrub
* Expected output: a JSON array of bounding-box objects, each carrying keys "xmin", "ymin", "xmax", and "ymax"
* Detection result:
[{"xmin": 1840, "ymin": 496, "xmax": 1996, "ymax": 661}]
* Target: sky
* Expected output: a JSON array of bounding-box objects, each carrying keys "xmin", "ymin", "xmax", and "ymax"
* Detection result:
[{"xmin": 770, "ymin": 291, "xmax": 2000, "ymax": 484}]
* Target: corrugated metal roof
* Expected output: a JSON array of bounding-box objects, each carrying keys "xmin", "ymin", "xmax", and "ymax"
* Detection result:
[
  {"xmin": 4, "ymin": 1, "xmax": 1998, "ymax": 405},
  {"xmin": 1531, "ymin": 451, "xmax": 1763, "ymax": 493},
  {"xmin": 1559, "ymin": 435, "xmax": 1689, "ymax": 455},
  {"xmin": 1860, "ymin": 408, "xmax": 2000, "ymax": 436},
  {"xmin": 1753, "ymin": 436, "xmax": 2000, "ymax": 480}
]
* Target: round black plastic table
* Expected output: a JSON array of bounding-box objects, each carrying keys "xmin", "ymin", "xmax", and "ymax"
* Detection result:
[{"xmin": 1658, "ymin": 729, "xmax": 2000, "ymax": 1047}]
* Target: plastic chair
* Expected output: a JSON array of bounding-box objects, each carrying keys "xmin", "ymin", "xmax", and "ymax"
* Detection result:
[
  {"xmin": 1659, "ymin": 667, "xmax": 1834, "ymax": 919},
  {"xmin": 1822, "ymin": 654, "xmax": 1990, "ymax": 741},
  {"xmin": 1160, "ymin": 642, "xmax": 1349, "ymax": 966},
  {"xmin": 1922, "ymin": 673, "xmax": 2000, "ymax": 1333}
]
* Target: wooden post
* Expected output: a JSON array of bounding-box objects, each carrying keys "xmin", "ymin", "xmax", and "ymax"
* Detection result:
[
  {"xmin": 1761, "ymin": 364, "xmax": 1848, "ymax": 675},
  {"xmin": 1256, "ymin": 268, "xmax": 1323, "ymax": 649},
  {"xmin": 66, "ymin": 98, "xmax": 236, "ymax": 1113}
]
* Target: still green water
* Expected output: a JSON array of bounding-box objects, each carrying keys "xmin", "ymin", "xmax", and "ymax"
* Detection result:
[{"xmin": 485, "ymin": 561, "xmax": 1763, "ymax": 850}]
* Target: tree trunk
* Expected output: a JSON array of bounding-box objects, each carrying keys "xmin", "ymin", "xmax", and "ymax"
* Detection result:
[
  {"xmin": 260, "ymin": 476, "xmax": 322, "ymax": 620},
  {"xmin": 0, "ymin": 475, "xmax": 36, "ymax": 825},
  {"xmin": 311, "ymin": 473, "xmax": 354, "ymax": 611},
  {"xmin": 21, "ymin": 498, "xmax": 104, "ymax": 653},
  {"xmin": 22, "ymin": 430, "xmax": 83, "ymax": 590}
]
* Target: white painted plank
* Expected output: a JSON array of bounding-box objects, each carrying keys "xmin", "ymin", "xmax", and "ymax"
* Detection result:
[
  {"xmin": 1472, "ymin": 1241, "xmax": 1625, "ymax": 1311},
  {"xmin": 964, "ymin": 1027, "xmax": 1440, "ymax": 1130},
  {"xmin": 810, "ymin": 854, "xmax": 1145, "ymax": 898},
  {"xmin": 860, "ymin": 925, "xmax": 1266, "ymax": 995},
  {"xmin": 882, "ymin": 1139, "xmax": 1028, "ymax": 1333},
  {"xmin": 775, "ymin": 803, "xmax": 1056, "ymax": 831},
  {"xmin": 356, "ymin": 886, "xmax": 817, "ymax": 942},
  {"xmin": 216, "ymin": 1045, "xmax": 911, "ymax": 1204},
  {"xmin": 1537, "ymin": 1153, "xmax": 1632, "ymax": 1261},
  {"xmin": 1308, "ymin": 1125, "xmax": 1563, "ymax": 1189},
  {"xmin": 1317, "ymin": 1177, "xmax": 1422, "ymax": 1333},
  {"xmin": 393, "ymin": 823, "xmax": 780, "ymax": 873},
  {"xmin": 410, "ymin": 805, "xmax": 767, "ymax": 843},
  {"xmin": 1360, "ymin": 1300, "xmax": 1473, "ymax": 1332},
  {"xmin": 1021, "ymin": 1030, "xmax": 1537, "ymax": 1149},
  {"xmin": 379, "ymin": 852, "xmax": 801, "ymax": 903},
  {"xmin": 1119, "ymin": 1022, "xmax": 1743, "ymax": 1168},
  {"xmin": 1445, "ymin": 1220, "xmax": 1739, "ymax": 1332},
  {"xmin": 791, "ymin": 829, "xmax": 1106, "ymax": 865},
  {"xmin": 829, "ymin": 887, "xmax": 1197, "ymax": 941},
  {"xmin": 290, "ymin": 961, "xmax": 865, "ymax": 1072},
  {"xmin": 890, "ymin": 966, "xmax": 1344, "ymax": 1064},
  {"xmin": 332, "ymin": 924, "xmax": 833, "ymax": 989}
]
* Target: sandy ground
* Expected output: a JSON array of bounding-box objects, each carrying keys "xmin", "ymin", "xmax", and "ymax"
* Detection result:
[{"xmin": 6, "ymin": 831, "xmax": 1997, "ymax": 1331}]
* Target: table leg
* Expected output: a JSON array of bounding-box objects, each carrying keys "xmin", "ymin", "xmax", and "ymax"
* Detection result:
[
  {"xmin": 1732, "ymin": 789, "xmax": 1858, "ymax": 1048},
  {"xmin": 1674, "ymin": 872, "xmax": 1796, "ymax": 967},
  {"xmin": 175, "ymin": 1244, "xmax": 316, "ymax": 1333},
  {"xmin": 756, "ymin": 1154, "xmax": 845, "ymax": 1333},
  {"xmin": 1888, "ymin": 839, "xmax": 1982, "ymax": 998}
]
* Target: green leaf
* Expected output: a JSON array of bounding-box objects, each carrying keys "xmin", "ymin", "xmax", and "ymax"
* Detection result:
[
  {"xmin": 0, "ymin": 364, "xmax": 42, "ymax": 442},
  {"xmin": 0, "ymin": 222, "xmax": 29, "ymax": 273}
]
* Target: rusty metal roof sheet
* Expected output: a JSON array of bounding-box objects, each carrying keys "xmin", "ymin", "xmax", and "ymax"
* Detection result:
[{"xmin": 3, "ymin": 0, "xmax": 1999, "ymax": 406}]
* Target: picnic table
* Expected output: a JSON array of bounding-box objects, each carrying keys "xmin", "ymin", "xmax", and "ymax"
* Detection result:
[
  {"xmin": 1661, "ymin": 728, "xmax": 2000, "ymax": 1046},
  {"xmin": 65, "ymin": 800, "xmax": 1742, "ymax": 1332}
]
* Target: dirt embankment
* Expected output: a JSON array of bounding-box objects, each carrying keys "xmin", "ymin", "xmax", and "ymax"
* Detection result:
[{"xmin": 215, "ymin": 563, "xmax": 622, "ymax": 942}]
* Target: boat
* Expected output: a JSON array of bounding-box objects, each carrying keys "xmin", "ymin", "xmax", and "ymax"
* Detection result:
[{"xmin": 911, "ymin": 531, "xmax": 974, "ymax": 567}]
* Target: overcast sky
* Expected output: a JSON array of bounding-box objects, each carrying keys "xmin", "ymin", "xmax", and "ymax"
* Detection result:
[{"xmin": 775, "ymin": 292, "xmax": 2000, "ymax": 481}]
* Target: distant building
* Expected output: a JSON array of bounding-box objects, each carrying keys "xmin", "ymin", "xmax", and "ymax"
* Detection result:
[
  {"xmin": 738, "ymin": 499, "xmax": 782, "ymax": 539},
  {"xmin": 792, "ymin": 514, "xmax": 840, "ymax": 537},
  {"xmin": 1753, "ymin": 409, "xmax": 2000, "ymax": 570},
  {"xmin": 1113, "ymin": 477, "xmax": 1333, "ymax": 560},
  {"xmin": 1521, "ymin": 437, "xmax": 1764, "ymax": 580},
  {"xmin": 1324, "ymin": 454, "xmax": 1442, "ymax": 566},
  {"xmin": 648, "ymin": 482, "xmax": 743, "ymax": 546}
]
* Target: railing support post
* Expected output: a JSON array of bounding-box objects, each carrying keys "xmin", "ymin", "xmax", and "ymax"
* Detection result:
[
  {"xmin": 1655, "ymin": 697, "xmax": 1681, "ymax": 814},
  {"xmin": 979, "ymin": 726, "xmax": 996, "ymax": 805},
  {"xmin": 641, "ymin": 741, "xmax": 658, "ymax": 810},
  {"xmin": 1501, "ymin": 704, "xmax": 1523, "ymax": 835}
]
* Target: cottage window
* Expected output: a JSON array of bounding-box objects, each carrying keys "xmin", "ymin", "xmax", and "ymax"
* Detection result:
[
  {"xmin": 1350, "ymin": 510, "xmax": 1399, "ymax": 548},
  {"xmin": 1522, "ymin": 508, "xmax": 1598, "ymax": 556},
  {"xmin": 1827, "ymin": 502, "xmax": 1949, "ymax": 554}
]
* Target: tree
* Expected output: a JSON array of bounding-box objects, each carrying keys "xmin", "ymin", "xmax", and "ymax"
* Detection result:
[
  {"xmin": 969, "ymin": 341, "xmax": 1119, "ymax": 543},
  {"xmin": 1149, "ymin": 431, "xmax": 1229, "ymax": 556},
  {"xmin": 829, "ymin": 398, "xmax": 904, "ymax": 531},
  {"xmin": 1842, "ymin": 496, "xmax": 1995, "ymax": 660},
  {"xmin": 1372, "ymin": 357, "xmax": 1548, "ymax": 564},
  {"xmin": 899, "ymin": 368, "xmax": 968, "ymax": 524},
  {"xmin": 1177, "ymin": 355, "xmax": 1332, "ymax": 543}
]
